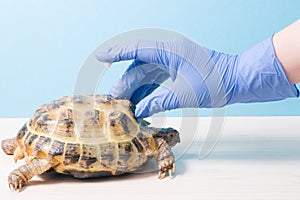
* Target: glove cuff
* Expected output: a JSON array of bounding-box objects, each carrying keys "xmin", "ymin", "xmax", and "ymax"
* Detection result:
[{"xmin": 229, "ymin": 36, "xmax": 299, "ymax": 104}]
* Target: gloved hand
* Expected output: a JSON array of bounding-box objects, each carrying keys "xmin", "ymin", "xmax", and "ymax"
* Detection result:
[{"xmin": 96, "ymin": 36, "xmax": 299, "ymax": 118}]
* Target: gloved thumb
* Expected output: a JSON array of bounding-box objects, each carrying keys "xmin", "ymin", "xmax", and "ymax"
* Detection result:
[{"xmin": 135, "ymin": 87, "xmax": 179, "ymax": 118}]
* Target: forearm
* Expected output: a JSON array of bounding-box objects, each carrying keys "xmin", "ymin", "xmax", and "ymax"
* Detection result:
[{"xmin": 273, "ymin": 19, "xmax": 300, "ymax": 84}]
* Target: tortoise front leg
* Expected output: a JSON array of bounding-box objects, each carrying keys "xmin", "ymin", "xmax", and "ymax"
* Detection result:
[
  {"xmin": 154, "ymin": 138, "xmax": 176, "ymax": 179},
  {"xmin": 8, "ymin": 158, "xmax": 54, "ymax": 192}
]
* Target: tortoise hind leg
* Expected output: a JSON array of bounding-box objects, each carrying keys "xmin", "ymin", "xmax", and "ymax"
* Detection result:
[
  {"xmin": 1, "ymin": 138, "xmax": 18, "ymax": 155},
  {"xmin": 154, "ymin": 138, "xmax": 176, "ymax": 179},
  {"xmin": 8, "ymin": 158, "xmax": 55, "ymax": 192}
]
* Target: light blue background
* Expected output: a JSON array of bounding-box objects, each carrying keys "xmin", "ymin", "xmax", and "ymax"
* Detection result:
[{"xmin": 0, "ymin": 0, "xmax": 299, "ymax": 117}]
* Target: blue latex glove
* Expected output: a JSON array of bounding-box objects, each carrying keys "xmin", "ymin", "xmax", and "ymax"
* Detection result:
[{"xmin": 96, "ymin": 36, "xmax": 299, "ymax": 118}]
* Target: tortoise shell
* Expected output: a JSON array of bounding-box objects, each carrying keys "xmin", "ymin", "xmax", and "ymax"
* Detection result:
[{"xmin": 16, "ymin": 94, "xmax": 160, "ymax": 178}]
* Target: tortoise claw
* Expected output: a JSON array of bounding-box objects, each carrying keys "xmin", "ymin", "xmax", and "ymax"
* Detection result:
[
  {"xmin": 172, "ymin": 163, "xmax": 176, "ymax": 173},
  {"xmin": 158, "ymin": 171, "xmax": 166, "ymax": 179},
  {"xmin": 8, "ymin": 173, "xmax": 25, "ymax": 192},
  {"xmin": 168, "ymin": 169, "xmax": 174, "ymax": 179},
  {"xmin": 9, "ymin": 183, "xmax": 14, "ymax": 191},
  {"xmin": 157, "ymin": 163, "xmax": 176, "ymax": 179}
]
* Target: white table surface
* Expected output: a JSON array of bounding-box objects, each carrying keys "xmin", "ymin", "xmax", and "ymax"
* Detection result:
[{"xmin": 1, "ymin": 117, "xmax": 300, "ymax": 200}]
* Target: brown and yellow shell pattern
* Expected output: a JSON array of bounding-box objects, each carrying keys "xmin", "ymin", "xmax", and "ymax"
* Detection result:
[
  {"xmin": 18, "ymin": 95, "xmax": 158, "ymax": 177},
  {"xmin": 2, "ymin": 94, "xmax": 180, "ymax": 191}
]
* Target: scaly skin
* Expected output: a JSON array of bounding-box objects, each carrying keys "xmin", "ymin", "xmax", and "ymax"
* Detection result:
[
  {"xmin": 154, "ymin": 138, "xmax": 176, "ymax": 179},
  {"xmin": 8, "ymin": 159, "xmax": 55, "ymax": 192}
]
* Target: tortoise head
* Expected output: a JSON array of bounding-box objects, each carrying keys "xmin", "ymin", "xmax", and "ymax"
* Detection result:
[{"xmin": 154, "ymin": 128, "xmax": 180, "ymax": 147}]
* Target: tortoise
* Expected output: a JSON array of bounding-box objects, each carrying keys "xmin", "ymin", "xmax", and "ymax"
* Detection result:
[{"xmin": 1, "ymin": 94, "xmax": 180, "ymax": 192}]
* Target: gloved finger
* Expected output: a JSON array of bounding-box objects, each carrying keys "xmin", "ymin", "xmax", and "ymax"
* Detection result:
[
  {"xmin": 96, "ymin": 40, "xmax": 169, "ymax": 64},
  {"xmin": 129, "ymin": 83, "xmax": 160, "ymax": 105},
  {"xmin": 129, "ymin": 70, "xmax": 170, "ymax": 104},
  {"xmin": 134, "ymin": 65, "xmax": 211, "ymax": 118},
  {"xmin": 96, "ymin": 38, "xmax": 199, "ymax": 81},
  {"xmin": 135, "ymin": 87, "xmax": 180, "ymax": 118},
  {"xmin": 110, "ymin": 60, "xmax": 169, "ymax": 99}
]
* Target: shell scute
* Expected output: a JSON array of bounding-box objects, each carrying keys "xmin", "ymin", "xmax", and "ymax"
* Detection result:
[
  {"xmin": 12, "ymin": 94, "xmax": 176, "ymax": 179},
  {"xmin": 63, "ymin": 143, "xmax": 80, "ymax": 165},
  {"xmin": 48, "ymin": 140, "xmax": 65, "ymax": 157}
]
